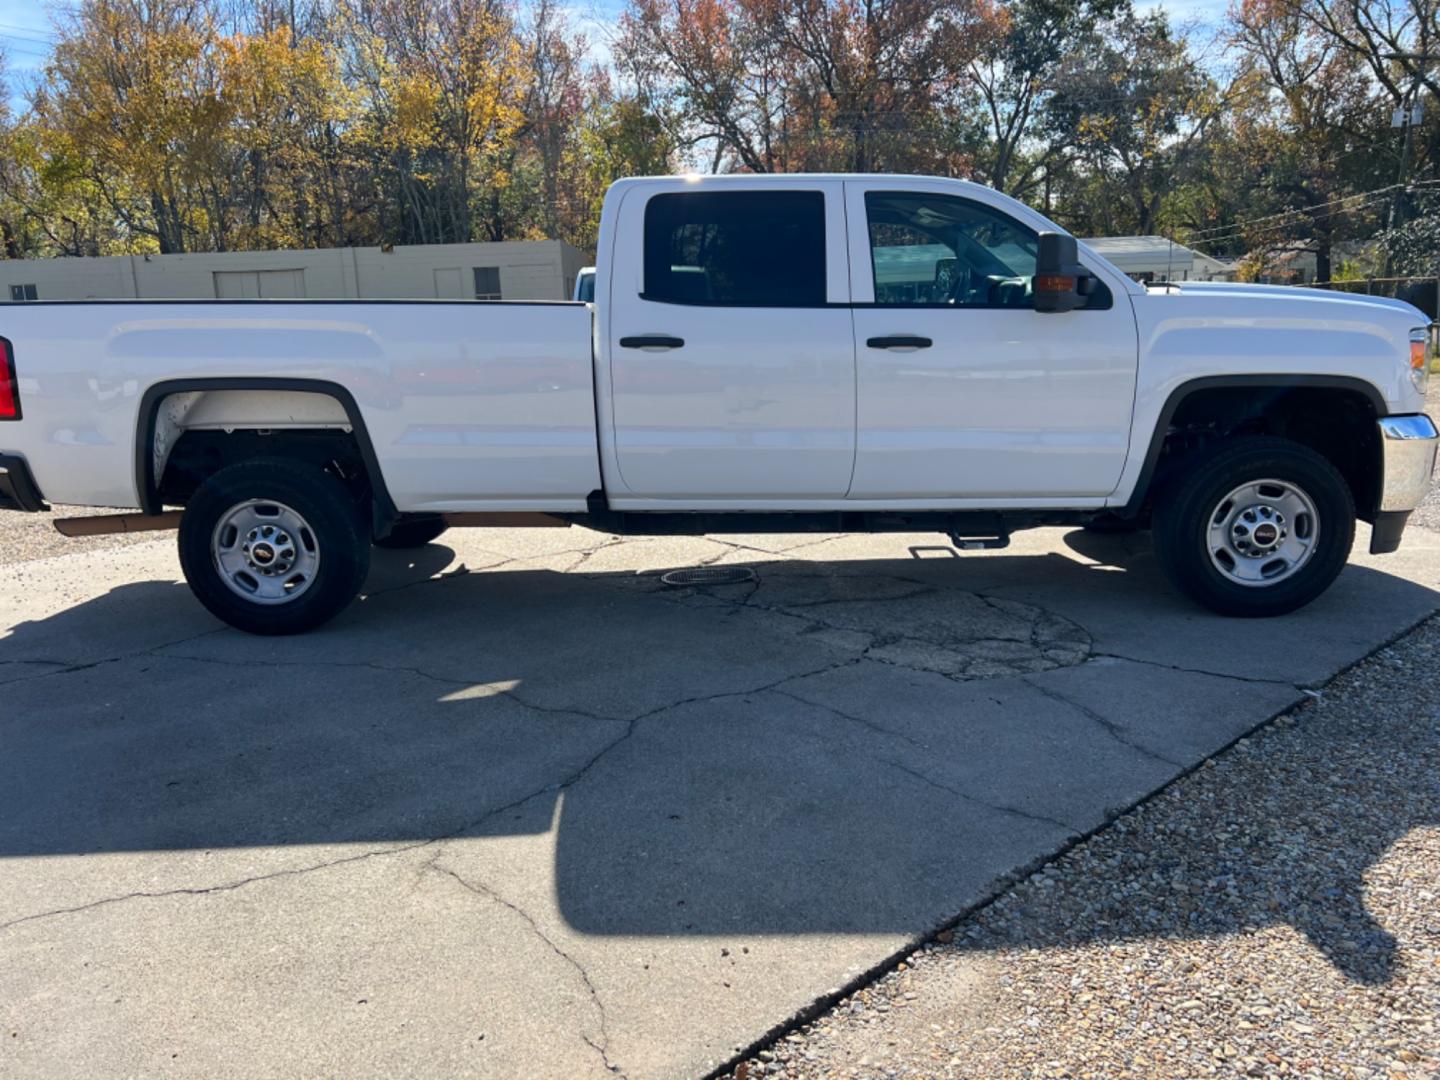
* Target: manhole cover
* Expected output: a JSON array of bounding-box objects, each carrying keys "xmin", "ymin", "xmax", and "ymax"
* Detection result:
[{"xmin": 660, "ymin": 566, "xmax": 757, "ymax": 587}]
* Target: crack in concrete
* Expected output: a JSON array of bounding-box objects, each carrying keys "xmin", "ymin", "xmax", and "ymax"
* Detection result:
[
  {"xmin": 0, "ymin": 626, "xmax": 228, "ymax": 689},
  {"xmin": 878, "ymin": 756, "xmax": 1079, "ymax": 834},
  {"xmin": 1020, "ymin": 676, "xmax": 1185, "ymax": 769},
  {"xmin": 0, "ymin": 842, "xmax": 422, "ymax": 934},
  {"xmin": 563, "ymin": 536, "xmax": 629, "ymax": 574},
  {"xmin": 0, "ymin": 658, "xmax": 120, "ymax": 688},
  {"xmin": 155, "ymin": 649, "xmax": 629, "ymax": 725},
  {"xmin": 428, "ymin": 860, "xmax": 626, "ymax": 1077},
  {"xmin": 599, "ymin": 566, "xmax": 1095, "ymax": 684},
  {"xmin": 769, "ymin": 685, "xmax": 1079, "ymax": 833},
  {"xmin": 1088, "ymin": 651, "xmax": 1303, "ymax": 689}
]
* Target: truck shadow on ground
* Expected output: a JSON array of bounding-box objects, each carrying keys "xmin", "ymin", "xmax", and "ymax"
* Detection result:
[{"xmin": 2, "ymin": 536, "xmax": 1436, "ymax": 987}]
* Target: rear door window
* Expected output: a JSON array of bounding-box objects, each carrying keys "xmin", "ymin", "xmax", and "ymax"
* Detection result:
[{"xmin": 643, "ymin": 191, "xmax": 826, "ymax": 306}]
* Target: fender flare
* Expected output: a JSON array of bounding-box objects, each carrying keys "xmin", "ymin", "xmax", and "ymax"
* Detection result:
[
  {"xmin": 134, "ymin": 377, "xmax": 398, "ymax": 526},
  {"xmin": 1119, "ymin": 374, "xmax": 1388, "ymax": 516}
]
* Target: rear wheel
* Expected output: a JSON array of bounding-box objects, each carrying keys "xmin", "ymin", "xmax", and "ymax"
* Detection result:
[
  {"xmin": 1152, "ymin": 436, "xmax": 1354, "ymax": 617},
  {"xmin": 179, "ymin": 458, "xmax": 370, "ymax": 634},
  {"xmin": 373, "ymin": 516, "xmax": 448, "ymax": 549}
]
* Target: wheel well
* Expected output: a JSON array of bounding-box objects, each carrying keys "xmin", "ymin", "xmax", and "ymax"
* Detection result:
[
  {"xmin": 140, "ymin": 381, "xmax": 397, "ymax": 532},
  {"xmin": 1144, "ymin": 385, "xmax": 1381, "ymax": 519},
  {"xmin": 160, "ymin": 429, "xmax": 373, "ymax": 509}
]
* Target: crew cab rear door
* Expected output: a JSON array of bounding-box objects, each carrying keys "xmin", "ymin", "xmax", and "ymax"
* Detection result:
[
  {"xmin": 844, "ymin": 179, "xmax": 1139, "ymax": 500},
  {"xmin": 605, "ymin": 181, "xmax": 855, "ymax": 499}
]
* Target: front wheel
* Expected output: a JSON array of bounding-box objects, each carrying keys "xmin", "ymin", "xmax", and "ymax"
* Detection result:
[
  {"xmin": 179, "ymin": 458, "xmax": 371, "ymax": 635},
  {"xmin": 1152, "ymin": 436, "xmax": 1355, "ymax": 617}
]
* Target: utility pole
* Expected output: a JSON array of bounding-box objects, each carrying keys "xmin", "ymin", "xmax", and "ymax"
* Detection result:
[
  {"xmin": 1383, "ymin": 52, "xmax": 1433, "ymax": 277},
  {"xmin": 1385, "ymin": 89, "xmax": 1421, "ymax": 269}
]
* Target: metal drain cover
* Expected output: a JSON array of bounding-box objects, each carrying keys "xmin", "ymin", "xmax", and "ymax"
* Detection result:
[{"xmin": 660, "ymin": 566, "xmax": 757, "ymax": 587}]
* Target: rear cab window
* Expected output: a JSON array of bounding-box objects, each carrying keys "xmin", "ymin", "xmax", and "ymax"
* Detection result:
[{"xmin": 643, "ymin": 191, "xmax": 827, "ymax": 306}]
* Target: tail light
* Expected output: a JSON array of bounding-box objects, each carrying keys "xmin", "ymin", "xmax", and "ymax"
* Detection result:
[{"xmin": 0, "ymin": 337, "xmax": 18, "ymax": 421}]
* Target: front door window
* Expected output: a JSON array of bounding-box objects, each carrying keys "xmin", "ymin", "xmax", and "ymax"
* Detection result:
[{"xmin": 866, "ymin": 191, "xmax": 1040, "ymax": 309}]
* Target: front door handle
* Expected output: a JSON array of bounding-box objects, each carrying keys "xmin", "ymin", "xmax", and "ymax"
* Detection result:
[
  {"xmin": 866, "ymin": 335, "xmax": 933, "ymax": 350},
  {"xmin": 619, "ymin": 335, "xmax": 685, "ymax": 350}
]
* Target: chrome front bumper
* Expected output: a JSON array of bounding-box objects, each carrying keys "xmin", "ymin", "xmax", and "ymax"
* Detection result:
[
  {"xmin": 1370, "ymin": 414, "xmax": 1438, "ymax": 554},
  {"xmin": 1378, "ymin": 414, "xmax": 1439, "ymax": 513}
]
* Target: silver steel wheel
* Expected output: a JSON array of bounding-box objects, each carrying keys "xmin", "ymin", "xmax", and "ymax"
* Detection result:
[
  {"xmin": 1206, "ymin": 478, "xmax": 1319, "ymax": 588},
  {"xmin": 211, "ymin": 499, "xmax": 321, "ymax": 605}
]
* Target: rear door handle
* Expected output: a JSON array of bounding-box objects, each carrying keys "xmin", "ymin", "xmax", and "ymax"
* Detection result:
[
  {"xmin": 619, "ymin": 335, "xmax": 685, "ymax": 350},
  {"xmin": 866, "ymin": 335, "xmax": 932, "ymax": 350}
]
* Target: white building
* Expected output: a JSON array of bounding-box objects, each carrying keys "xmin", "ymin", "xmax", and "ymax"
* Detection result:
[
  {"xmin": 1, "ymin": 240, "xmax": 591, "ymax": 303},
  {"xmin": 1082, "ymin": 235, "xmax": 1237, "ymax": 283}
]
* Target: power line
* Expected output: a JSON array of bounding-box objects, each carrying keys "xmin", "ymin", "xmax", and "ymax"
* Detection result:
[
  {"xmin": 0, "ymin": 38, "xmax": 54, "ymax": 60},
  {"xmin": 1183, "ymin": 195, "xmax": 1396, "ymax": 250},
  {"xmin": 1180, "ymin": 182, "xmax": 1440, "ymax": 250},
  {"xmin": 0, "ymin": 23, "xmax": 57, "ymax": 42},
  {"xmin": 1183, "ymin": 184, "xmax": 1412, "ymax": 240}
]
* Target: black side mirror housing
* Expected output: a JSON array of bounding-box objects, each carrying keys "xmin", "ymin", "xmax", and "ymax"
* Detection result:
[{"xmin": 1034, "ymin": 232, "xmax": 1089, "ymax": 314}]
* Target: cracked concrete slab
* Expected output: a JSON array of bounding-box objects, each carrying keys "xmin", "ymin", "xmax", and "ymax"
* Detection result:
[
  {"xmin": 0, "ymin": 650, "xmax": 629, "ymax": 925},
  {"xmin": 2, "ymin": 522, "xmax": 1438, "ymax": 1079},
  {"xmin": 2, "ymin": 843, "xmax": 621, "ymax": 1080},
  {"xmin": 778, "ymin": 659, "xmax": 1181, "ymax": 831}
]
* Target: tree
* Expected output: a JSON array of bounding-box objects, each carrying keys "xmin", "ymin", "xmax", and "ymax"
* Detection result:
[
  {"xmin": 342, "ymin": 0, "xmax": 529, "ymax": 243},
  {"xmin": 1047, "ymin": 9, "xmax": 1227, "ymax": 235},
  {"xmin": 31, "ymin": 0, "xmax": 232, "ymax": 253},
  {"xmin": 963, "ymin": 0, "xmax": 1124, "ymax": 199},
  {"xmin": 617, "ymin": 0, "xmax": 997, "ymax": 173},
  {"xmin": 218, "ymin": 24, "xmax": 361, "ymax": 249},
  {"xmin": 1225, "ymin": 0, "xmax": 1387, "ymax": 280}
]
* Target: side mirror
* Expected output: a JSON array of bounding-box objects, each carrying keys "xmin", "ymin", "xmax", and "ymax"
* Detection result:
[{"xmin": 1034, "ymin": 232, "xmax": 1088, "ymax": 314}]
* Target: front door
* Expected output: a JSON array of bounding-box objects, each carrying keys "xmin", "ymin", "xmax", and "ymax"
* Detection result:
[
  {"xmin": 845, "ymin": 180, "xmax": 1139, "ymax": 500},
  {"xmin": 606, "ymin": 183, "xmax": 855, "ymax": 499}
]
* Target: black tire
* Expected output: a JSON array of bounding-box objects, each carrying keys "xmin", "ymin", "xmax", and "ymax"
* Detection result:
[
  {"xmin": 178, "ymin": 458, "xmax": 371, "ymax": 635},
  {"xmin": 373, "ymin": 516, "xmax": 448, "ymax": 549},
  {"xmin": 1152, "ymin": 436, "xmax": 1355, "ymax": 617}
]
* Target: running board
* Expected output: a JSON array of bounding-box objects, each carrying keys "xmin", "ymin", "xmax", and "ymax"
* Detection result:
[
  {"xmin": 440, "ymin": 512, "xmax": 569, "ymax": 528},
  {"xmin": 53, "ymin": 511, "xmax": 184, "ymax": 537}
]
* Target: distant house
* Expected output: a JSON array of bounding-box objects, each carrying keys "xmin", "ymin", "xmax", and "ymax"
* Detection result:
[
  {"xmin": 1252, "ymin": 246, "xmax": 1319, "ymax": 285},
  {"xmin": 1081, "ymin": 235, "xmax": 1237, "ymax": 284}
]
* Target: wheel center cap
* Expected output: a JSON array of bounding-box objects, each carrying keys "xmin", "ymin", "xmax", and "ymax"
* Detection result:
[
  {"xmin": 252, "ymin": 543, "xmax": 275, "ymax": 565},
  {"xmin": 1252, "ymin": 523, "xmax": 1278, "ymax": 546}
]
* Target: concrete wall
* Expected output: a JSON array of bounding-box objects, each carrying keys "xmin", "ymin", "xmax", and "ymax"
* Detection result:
[{"xmin": 1, "ymin": 240, "xmax": 590, "ymax": 302}]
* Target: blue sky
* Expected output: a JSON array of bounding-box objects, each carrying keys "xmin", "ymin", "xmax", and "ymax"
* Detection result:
[
  {"xmin": 0, "ymin": 0, "xmax": 1232, "ymax": 114},
  {"xmin": 0, "ymin": 0, "xmax": 58, "ymax": 109}
]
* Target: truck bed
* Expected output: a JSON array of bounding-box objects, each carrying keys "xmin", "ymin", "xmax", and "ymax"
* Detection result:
[{"xmin": 0, "ymin": 300, "xmax": 602, "ymax": 512}]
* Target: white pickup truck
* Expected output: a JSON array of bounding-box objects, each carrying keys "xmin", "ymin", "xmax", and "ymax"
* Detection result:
[{"xmin": 2, "ymin": 174, "xmax": 1436, "ymax": 633}]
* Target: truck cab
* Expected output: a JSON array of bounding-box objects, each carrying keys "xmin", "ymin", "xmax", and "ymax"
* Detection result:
[{"xmin": 593, "ymin": 175, "xmax": 1139, "ymax": 507}]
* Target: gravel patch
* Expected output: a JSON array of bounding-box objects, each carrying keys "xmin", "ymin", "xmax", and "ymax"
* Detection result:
[
  {"xmin": 728, "ymin": 617, "xmax": 1440, "ymax": 1080},
  {"xmin": 0, "ymin": 505, "xmax": 166, "ymax": 566},
  {"xmin": 1407, "ymin": 382, "xmax": 1440, "ymax": 534}
]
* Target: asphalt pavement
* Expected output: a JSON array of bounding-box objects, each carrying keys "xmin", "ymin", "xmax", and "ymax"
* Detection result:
[{"xmin": 3, "ymin": 504, "xmax": 1438, "ymax": 1078}]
